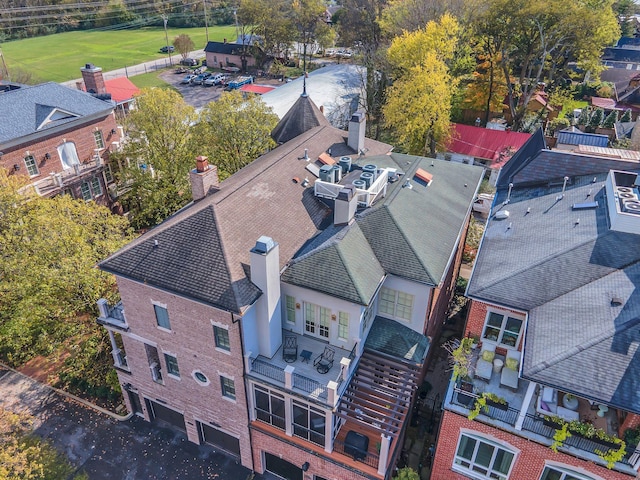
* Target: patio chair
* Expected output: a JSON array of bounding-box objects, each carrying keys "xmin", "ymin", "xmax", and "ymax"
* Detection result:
[
  {"xmin": 474, "ymin": 343, "xmax": 496, "ymax": 382},
  {"xmin": 500, "ymin": 349, "xmax": 520, "ymax": 391},
  {"xmin": 313, "ymin": 346, "xmax": 335, "ymax": 374},
  {"xmin": 282, "ymin": 336, "xmax": 298, "ymax": 363}
]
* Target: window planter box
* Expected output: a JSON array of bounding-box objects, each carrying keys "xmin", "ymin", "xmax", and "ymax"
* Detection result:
[
  {"xmin": 543, "ymin": 417, "xmax": 564, "ymax": 429},
  {"xmin": 487, "ymin": 398, "xmax": 509, "ymax": 411}
]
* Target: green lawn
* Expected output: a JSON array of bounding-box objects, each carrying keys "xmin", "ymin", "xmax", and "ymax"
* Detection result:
[
  {"xmin": 1, "ymin": 25, "xmax": 236, "ymax": 82},
  {"xmin": 129, "ymin": 69, "xmax": 175, "ymax": 91}
]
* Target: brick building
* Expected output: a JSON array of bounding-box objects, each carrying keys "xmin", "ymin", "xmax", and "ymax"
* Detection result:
[
  {"xmin": 0, "ymin": 77, "xmax": 120, "ymax": 207},
  {"xmin": 432, "ymin": 130, "xmax": 640, "ymax": 479},
  {"xmin": 96, "ymin": 93, "xmax": 485, "ymax": 479}
]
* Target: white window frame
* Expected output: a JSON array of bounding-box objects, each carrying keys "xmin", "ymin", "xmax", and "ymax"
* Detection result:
[
  {"xmin": 539, "ymin": 463, "xmax": 602, "ymax": 480},
  {"xmin": 378, "ymin": 287, "xmax": 414, "ymax": 321},
  {"xmin": 285, "ymin": 295, "xmax": 296, "ymax": 324},
  {"xmin": 220, "ymin": 375, "xmax": 236, "ymax": 401},
  {"xmin": 164, "ymin": 353, "xmax": 180, "ymax": 379},
  {"xmin": 213, "ymin": 325, "xmax": 230, "ymax": 352},
  {"xmin": 192, "ymin": 370, "xmax": 210, "ymax": 386},
  {"xmin": 453, "ymin": 432, "xmax": 517, "ymax": 480},
  {"xmin": 24, "ymin": 155, "xmax": 39, "ymax": 176},
  {"xmin": 338, "ymin": 312, "xmax": 349, "ymax": 340},
  {"xmin": 152, "ymin": 301, "xmax": 171, "ymax": 331},
  {"xmin": 482, "ymin": 309, "xmax": 524, "ymax": 349},
  {"xmin": 304, "ymin": 302, "xmax": 330, "ymax": 339},
  {"xmin": 93, "ymin": 130, "xmax": 105, "ymax": 149}
]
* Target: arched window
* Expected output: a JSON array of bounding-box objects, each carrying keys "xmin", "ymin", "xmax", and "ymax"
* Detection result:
[{"xmin": 57, "ymin": 141, "xmax": 80, "ymax": 170}]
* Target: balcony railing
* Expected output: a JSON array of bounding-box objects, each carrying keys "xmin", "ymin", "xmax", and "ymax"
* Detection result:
[
  {"xmin": 450, "ymin": 385, "xmax": 635, "ymax": 469},
  {"xmin": 251, "ymin": 357, "xmax": 286, "ymax": 383},
  {"xmin": 292, "ymin": 372, "xmax": 328, "ymax": 399},
  {"xmin": 96, "ymin": 299, "xmax": 128, "ymax": 330}
]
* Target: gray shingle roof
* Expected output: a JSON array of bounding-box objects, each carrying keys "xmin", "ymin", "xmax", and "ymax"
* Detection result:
[
  {"xmin": 468, "ymin": 166, "xmax": 640, "ymax": 413},
  {"xmin": 0, "ymin": 82, "xmax": 114, "ymax": 145},
  {"xmin": 271, "ymin": 94, "xmax": 329, "ymax": 145},
  {"xmin": 281, "ymin": 223, "xmax": 385, "ymax": 305},
  {"xmin": 100, "ymin": 124, "xmax": 392, "ymax": 313},
  {"xmin": 358, "ymin": 154, "xmax": 484, "ymax": 286},
  {"xmin": 365, "ymin": 316, "xmax": 429, "ymax": 363}
]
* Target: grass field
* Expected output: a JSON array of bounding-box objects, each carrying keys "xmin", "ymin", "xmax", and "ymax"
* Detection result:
[
  {"xmin": 1, "ymin": 25, "xmax": 237, "ymax": 82},
  {"xmin": 129, "ymin": 69, "xmax": 175, "ymax": 91}
]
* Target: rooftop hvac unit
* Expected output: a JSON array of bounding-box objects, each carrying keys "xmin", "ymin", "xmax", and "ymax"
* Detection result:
[
  {"xmin": 362, "ymin": 164, "xmax": 378, "ymax": 181},
  {"xmin": 360, "ymin": 172, "xmax": 374, "ymax": 188},
  {"xmin": 619, "ymin": 191, "xmax": 639, "ymax": 202},
  {"xmin": 339, "ymin": 156, "xmax": 352, "ymax": 174},
  {"xmin": 332, "ymin": 165, "xmax": 342, "ymax": 183},
  {"xmin": 353, "ymin": 179, "xmax": 367, "ymax": 190},
  {"xmin": 617, "ymin": 187, "xmax": 633, "ymax": 194},
  {"xmin": 319, "ymin": 164, "xmax": 334, "ymax": 183},
  {"xmin": 622, "ymin": 200, "xmax": 640, "ymax": 213}
]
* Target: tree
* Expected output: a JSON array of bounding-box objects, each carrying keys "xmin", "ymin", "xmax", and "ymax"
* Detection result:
[
  {"xmin": 474, "ymin": 0, "xmax": 620, "ymax": 130},
  {"xmin": 116, "ymin": 88, "xmax": 198, "ymax": 229},
  {"xmin": 621, "ymin": 109, "xmax": 632, "ymax": 122},
  {"xmin": 0, "ymin": 408, "xmax": 79, "ymax": 480},
  {"xmin": 291, "ymin": 0, "xmax": 329, "ymax": 71},
  {"xmin": 173, "ymin": 34, "xmax": 195, "ymax": 61},
  {"xmin": 589, "ymin": 107, "xmax": 604, "ymax": 129},
  {"xmin": 195, "ymin": 90, "xmax": 279, "ymax": 178},
  {"xmin": 383, "ymin": 15, "xmax": 460, "ymax": 156},
  {"xmin": 602, "ymin": 110, "xmax": 618, "ymax": 128},
  {"xmin": 462, "ymin": 49, "xmax": 509, "ymax": 124}
]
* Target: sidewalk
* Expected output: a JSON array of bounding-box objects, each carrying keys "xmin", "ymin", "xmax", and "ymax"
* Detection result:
[{"xmin": 0, "ymin": 366, "xmax": 253, "ymax": 479}]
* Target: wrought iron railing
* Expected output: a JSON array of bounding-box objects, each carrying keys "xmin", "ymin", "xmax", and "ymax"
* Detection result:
[
  {"xmin": 293, "ymin": 373, "xmax": 327, "ymax": 399},
  {"xmin": 251, "ymin": 358, "xmax": 285, "ymax": 383},
  {"xmin": 334, "ymin": 437, "xmax": 379, "ymax": 469},
  {"xmin": 109, "ymin": 302, "xmax": 126, "ymax": 323}
]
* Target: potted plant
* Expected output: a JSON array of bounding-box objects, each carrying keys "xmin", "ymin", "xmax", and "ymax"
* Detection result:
[
  {"xmin": 484, "ymin": 392, "xmax": 509, "ymax": 411},
  {"xmin": 468, "ymin": 393, "xmax": 509, "ymax": 420},
  {"xmin": 596, "ymin": 441, "xmax": 626, "ymax": 469},
  {"xmin": 445, "ymin": 337, "xmax": 475, "ymax": 382},
  {"xmin": 551, "ymin": 423, "xmax": 571, "ymax": 452},
  {"xmin": 543, "ymin": 415, "xmax": 565, "ymax": 429}
]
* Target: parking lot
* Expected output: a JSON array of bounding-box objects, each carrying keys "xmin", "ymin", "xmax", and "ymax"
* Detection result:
[{"xmin": 159, "ymin": 69, "xmax": 225, "ymax": 109}]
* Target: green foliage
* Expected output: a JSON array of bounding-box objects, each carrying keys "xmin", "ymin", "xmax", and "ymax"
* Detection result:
[
  {"xmin": 589, "ymin": 108, "xmax": 604, "ymax": 128},
  {"xmin": 455, "ymin": 276, "xmax": 468, "ymax": 295},
  {"xmin": 551, "ymin": 423, "xmax": 571, "ymax": 452},
  {"xmin": 173, "ymin": 34, "xmax": 195, "ymax": 60},
  {"xmin": 0, "ymin": 174, "xmax": 132, "ymax": 366},
  {"xmin": 620, "ymin": 109, "xmax": 632, "ymax": 122},
  {"xmin": 596, "ymin": 83, "xmax": 615, "ymax": 99},
  {"xmin": 0, "ymin": 408, "xmax": 75, "ymax": 479},
  {"xmin": 596, "ymin": 444, "xmax": 627, "ymax": 469},
  {"xmin": 195, "ymin": 90, "xmax": 279, "ymax": 179},
  {"xmin": 577, "ymin": 107, "xmax": 590, "ymax": 126},
  {"xmin": 548, "ymin": 117, "xmax": 571, "ymax": 135},
  {"xmin": 602, "ymin": 110, "xmax": 618, "ymax": 129},
  {"xmin": 393, "ymin": 466, "xmax": 420, "ymax": 480},
  {"xmin": 468, "ymin": 392, "xmax": 508, "ymax": 421},
  {"xmin": 117, "ymin": 88, "xmax": 198, "ymax": 230},
  {"xmin": 624, "ymin": 426, "xmax": 640, "ymax": 448},
  {"xmin": 446, "ymin": 337, "xmax": 475, "ymax": 381}
]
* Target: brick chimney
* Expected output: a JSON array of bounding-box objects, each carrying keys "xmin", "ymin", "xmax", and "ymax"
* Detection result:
[
  {"xmin": 348, "ymin": 111, "xmax": 366, "ymax": 153},
  {"xmin": 80, "ymin": 63, "xmax": 106, "ymax": 94},
  {"xmin": 189, "ymin": 155, "xmax": 219, "ymax": 201}
]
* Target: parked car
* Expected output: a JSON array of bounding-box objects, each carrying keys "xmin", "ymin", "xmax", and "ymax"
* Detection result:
[
  {"xmin": 192, "ymin": 66, "xmax": 207, "ymax": 75},
  {"xmin": 174, "ymin": 67, "xmax": 189, "ymax": 74},
  {"xmin": 180, "ymin": 58, "xmax": 198, "ymax": 66},
  {"xmin": 160, "ymin": 45, "xmax": 175, "ymax": 53},
  {"xmin": 203, "ymin": 73, "xmax": 227, "ymax": 87},
  {"xmin": 192, "ymin": 72, "xmax": 212, "ymax": 85},
  {"xmin": 181, "ymin": 74, "xmax": 196, "ymax": 84}
]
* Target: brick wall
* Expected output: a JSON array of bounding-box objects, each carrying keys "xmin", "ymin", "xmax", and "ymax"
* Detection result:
[
  {"xmin": 431, "ymin": 410, "xmax": 632, "ymax": 480},
  {"xmin": 114, "ymin": 277, "xmax": 253, "ymax": 470},
  {"xmin": 1, "ymin": 113, "xmax": 119, "ymax": 205},
  {"xmin": 251, "ymin": 428, "xmax": 373, "ymax": 480}
]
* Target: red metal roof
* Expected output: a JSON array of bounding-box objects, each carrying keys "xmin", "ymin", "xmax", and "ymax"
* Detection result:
[
  {"xmin": 447, "ymin": 123, "xmax": 531, "ymax": 167},
  {"xmin": 239, "ymin": 84, "xmax": 276, "ymax": 94},
  {"xmin": 104, "ymin": 77, "xmax": 140, "ymax": 103}
]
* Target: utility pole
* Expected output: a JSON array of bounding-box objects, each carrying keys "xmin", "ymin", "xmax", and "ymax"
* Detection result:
[
  {"xmin": 203, "ymin": 0, "xmax": 209, "ymax": 43},
  {"xmin": 0, "ymin": 48, "xmax": 9, "ymax": 81},
  {"xmin": 162, "ymin": 14, "xmax": 172, "ymax": 66}
]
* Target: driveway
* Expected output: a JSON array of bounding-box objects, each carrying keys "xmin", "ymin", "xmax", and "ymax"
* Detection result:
[{"xmin": 0, "ymin": 367, "xmax": 253, "ymax": 480}]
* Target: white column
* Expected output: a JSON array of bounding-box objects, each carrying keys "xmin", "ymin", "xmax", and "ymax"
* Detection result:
[
  {"xmin": 244, "ymin": 352, "xmax": 252, "ymax": 373},
  {"xmin": 108, "ymin": 330, "xmax": 121, "ymax": 365},
  {"xmin": 377, "ymin": 434, "xmax": 391, "ymax": 475},
  {"xmin": 284, "ymin": 365, "xmax": 294, "ymax": 390},
  {"xmin": 324, "ymin": 412, "xmax": 332, "ymax": 453},
  {"xmin": 97, "ymin": 298, "xmax": 109, "ymax": 318},
  {"xmin": 340, "ymin": 357, "xmax": 351, "ymax": 381},
  {"xmin": 285, "ymin": 395, "xmax": 293, "ymax": 436},
  {"xmin": 327, "ymin": 381, "xmax": 338, "ymax": 408},
  {"xmin": 515, "ymin": 381, "xmax": 537, "ymax": 431}
]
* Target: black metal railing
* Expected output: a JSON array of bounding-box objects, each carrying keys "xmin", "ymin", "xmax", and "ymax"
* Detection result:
[
  {"xmin": 334, "ymin": 437, "xmax": 379, "ymax": 469},
  {"xmin": 251, "ymin": 358, "xmax": 285, "ymax": 383},
  {"xmin": 292, "ymin": 373, "xmax": 327, "ymax": 399},
  {"xmin": 450, "ymin": 387, "xmax": 519, "ymax": 426}
]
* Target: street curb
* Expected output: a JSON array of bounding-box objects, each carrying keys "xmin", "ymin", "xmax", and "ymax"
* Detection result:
[{"xmin": 0, "ymin": 361, "xmax": 133, "ymax": 421}]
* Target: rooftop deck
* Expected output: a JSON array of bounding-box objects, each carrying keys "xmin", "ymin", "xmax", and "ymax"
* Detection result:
[
  {"xmin": 247, "ymin": 331, "xmax": 355, "ymax": 405},
  {"xmin": 444, "ymin": 350, "xmax": 640, "ymax": 474}
]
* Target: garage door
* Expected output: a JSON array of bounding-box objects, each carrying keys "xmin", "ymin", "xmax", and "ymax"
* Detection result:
[
  {"xmin": 264, "ymin": 453, "xmax": 303, "ymax": 480},
  {"xmin": 198, "ymin": 422, "xmax": 240, "ymax": 457},
  {"xmin": 145, "ymin": 399, "xmax": 186, "ymax": 432}
]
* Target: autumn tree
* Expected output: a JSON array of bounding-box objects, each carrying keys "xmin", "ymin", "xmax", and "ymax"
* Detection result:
[
  {"xmin": 116, "ymin": 88, "xmax": 198, "ymax": 229},
  {"xmin": 291, "ymin": 0, "xmax": 330, "ymax": 70},
  {"xmin": 383, "ymin": 14, "xmax": 460, "ymax": 156},
  {"xmin": 173, "ymin": 34, "xmax": 195, "ymax": 61},
  {"xmin": 474, "ymin": 0, "xmax": 620, "ymax": 130},
  {"xmin": 195, "ymin": 90, "xmax": 279, "ymax": 178}
]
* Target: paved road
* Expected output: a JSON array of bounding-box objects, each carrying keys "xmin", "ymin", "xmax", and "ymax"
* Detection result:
[{"xmin": 0, "ymin": 367, "xmax": 252, "ymax": 480}]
